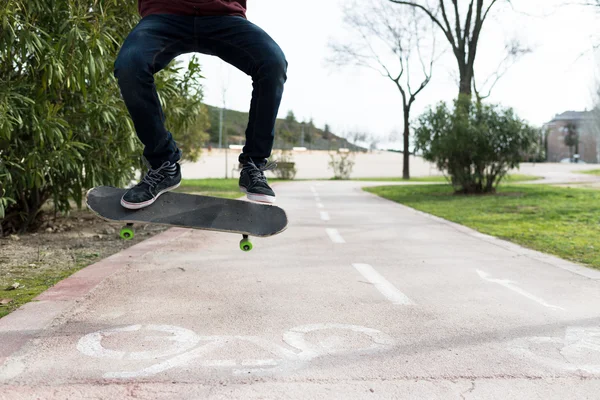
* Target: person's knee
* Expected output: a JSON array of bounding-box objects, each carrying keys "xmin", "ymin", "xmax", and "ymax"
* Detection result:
[
  {"xmin": 114, "ymin": 38, "xmax": 150, "ymax": 83},
  {"xmin": 257, "ymin": 47, "xmax": 288, "ymax": 82}
]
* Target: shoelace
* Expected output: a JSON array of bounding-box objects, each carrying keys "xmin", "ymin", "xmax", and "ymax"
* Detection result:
[
  {"xmin": 244, "ymin": 160, "xmax": 277, "ymax": 184},
  {"xmin": 141, "ymin": 161, "xmax": 172, "ymax": 188}
]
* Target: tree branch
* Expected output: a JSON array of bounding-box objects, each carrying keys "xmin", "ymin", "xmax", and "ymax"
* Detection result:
[
  {"xmin": 451, "ymin": 0, "xmax": 463, "ymax": 43},
  {"xmin": 463, "ymin": 1, "xmax": 474, "ymax": 46},
  {"xmin": 474, "ymin": 39, "xmax": 532, "ymax": 101},
  {"xmin": 389, "ymin": 0, "xmax": 457, "ymax": 50},
  {"xmin": 438, "ymin": 0, "xmax": 458, "ymax": 49},
  {"xmin": 481, "ymin": 0, "xmax": 500, "ymax": 24}
]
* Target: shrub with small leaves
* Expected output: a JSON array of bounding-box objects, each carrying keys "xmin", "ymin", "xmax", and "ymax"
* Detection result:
[
  {"xmin": 414, "ymin": 97, "xmax": 536, "ymax": 194},
  {"xmin": 270, "ymin": 150, "xmax": 297, "ymax": 180},
  {"xmin": 329, "ymin": 151, "xmax": 355, "ymax": 180},
  {"xmin": 0, "ymin": 0, "xmax": 209, "ymax": 234}
]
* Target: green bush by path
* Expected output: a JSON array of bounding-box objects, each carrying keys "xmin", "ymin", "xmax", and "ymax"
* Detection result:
[
  {"xmin": 365, "ymin": 184, "xmax": 600, "ymax": 269},
  {"xmin": 0, "ymin": 1, "xmax": 209, "ymax": 235},
  {"xmin": 414, "ymin": 97, "xmax": 538, "ymax": 194}
]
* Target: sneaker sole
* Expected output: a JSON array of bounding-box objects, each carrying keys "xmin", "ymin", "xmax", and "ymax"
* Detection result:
[
  {"xmin": 239, "ymin": 186, "xmax": 276, "ymax": 204},
  {"xmin": 120, "ymin": 182, "xmax": 181, "ymax": 210}
]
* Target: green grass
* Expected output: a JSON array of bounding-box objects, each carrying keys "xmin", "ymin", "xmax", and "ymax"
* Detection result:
[
  {"xmin": 177, "ymin": 178, "xmax": 291, "ymax": 198},
  {"xmin": 364, "ymin": 184, "xmax": 600, "ymax": 269},
  {"xmin": 356, "ymin": 174, "xmax": 542, "ymax": 183},
  {"xmin": 355, "ymin": 176, "xmax": 446, "ymax": 182},
  {"xmin": 177, "ymin": 178, "xmax": 244, "ymax": 199},
  {"xmin": 0, "ymin": 255, "xmax": 99, "ymax": 319},
  {"xmin": 581, "ymin": 169, "xmax": 600, "ymax": 176}
]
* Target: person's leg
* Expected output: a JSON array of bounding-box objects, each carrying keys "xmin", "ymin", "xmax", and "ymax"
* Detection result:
[
  {"xmin": 195, "ymin": 16, "xmax": 287, "ymax": 166},
  {"xmin": 114, "ymin": 14, "xmax": 196, "ymax": 169},
  {"xmin": 194, "ymin": 16, "xmax": 287, "ymax": 203},
  {"xmin": 115, "ymin": 15, "xmax": 196, "ymax": 209}
]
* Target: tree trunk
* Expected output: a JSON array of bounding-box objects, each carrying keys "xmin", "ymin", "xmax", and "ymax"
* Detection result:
[
  {"xmin": 458, "ymin": 62, "xmax": 473, "ymax": 97},
  {"xmin": 402, "ymin": 106, "xmax": 410, "ymax": 180}
]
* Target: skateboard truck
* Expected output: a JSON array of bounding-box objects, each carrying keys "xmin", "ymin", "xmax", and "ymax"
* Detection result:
[{"xmin": 119, "ymin": 223, "xmax": 254, "ymax": 252}]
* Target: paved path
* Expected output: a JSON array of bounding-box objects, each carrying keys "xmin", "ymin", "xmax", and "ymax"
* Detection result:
[
  {"xmin": 516, "ymin": 163, "xmax": 600, "ymax": 186},
  {"xmin": 1, "ymin": 181, "xmax": 600, "ymax": 399}
]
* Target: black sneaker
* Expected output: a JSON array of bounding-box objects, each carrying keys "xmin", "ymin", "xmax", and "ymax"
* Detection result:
[
  {"xmin": 121, "ymin": 161, "xmax": 181, "ymax": 210},
  {"xmin": 239, "ymin": 160, "xmax": 276, "ymax": 204}
]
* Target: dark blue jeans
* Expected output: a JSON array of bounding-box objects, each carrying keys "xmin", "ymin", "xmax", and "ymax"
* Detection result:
[{"xmin": 114, "ymin": 15, "xmax": 287, "ymax": 168}]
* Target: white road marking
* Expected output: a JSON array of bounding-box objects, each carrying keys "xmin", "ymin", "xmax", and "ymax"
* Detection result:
[
  {"xmin": 315, "ymin": 196, "xmax": 321, "ymax": 202},
  {"xmin": 509, "ymin": 326, "xmax": 600, "ymax": 374},
  {"xmin": 78, "ymin": 324, "xmax": 395, "ymax": 379},
  {"xmin": 352, "ymin": 264, "xmax": 415, "ymax": 305},
  {"xmin": 317, "ymin": 203, "xmax": 324, "ymax": 208},
  {"xmin": 282, "ymin": 323, "xmax": 395, "ymax": 361},
  {"xmin": 326, "ymin": 228, "xmax": 345, "ymax": 243},
  {"xmin": 320, "ymin": 211, "xmax": 330, "ymax": 221},
  {"xmin": 77, "ymin": 324, "xmax": 199, "ymax": 361},
  {"xmin": 0, "ymin": 357, "xmax": 26, "ymax": 381},
  {"xmin": 310, "ymin": 186, "xmax": 317, "ymax": 193},
  {"xmin": 476, "ymin": 270, "xmax": 565, "ymax": 311}
]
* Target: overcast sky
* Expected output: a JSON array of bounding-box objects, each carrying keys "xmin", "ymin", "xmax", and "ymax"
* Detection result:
[{"xmin": 180, "ymin": 0, "xmax": 599, "ymax": 147}]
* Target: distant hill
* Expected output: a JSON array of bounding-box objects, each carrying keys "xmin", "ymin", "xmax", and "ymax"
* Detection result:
[{"xmin": 204, "ymin": 105, "xmax": 365, "ymax": 151}]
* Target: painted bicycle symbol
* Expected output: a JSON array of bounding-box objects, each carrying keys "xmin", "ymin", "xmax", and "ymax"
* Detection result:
[
  {"xmin": 508, "ymin": 326, "xmax": 600, "ymax": 374},
  {"xmin": 77, "ymin": 323, "xmax": 395, "ymax": 379}
]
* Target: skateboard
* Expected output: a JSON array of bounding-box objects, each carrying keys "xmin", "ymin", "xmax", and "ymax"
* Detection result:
[{"xmin": 85, "ymin": 186, "xmax": 288, "ymax": 251}]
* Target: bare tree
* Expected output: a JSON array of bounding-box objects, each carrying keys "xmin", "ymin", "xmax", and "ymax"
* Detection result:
[
  {"xmin": 388, "ymin": 0, "xmax": 506, "ymax": 97},
  {"xmin": 330, "ymin": 0, "xmax": 435, "ymax": 179}
]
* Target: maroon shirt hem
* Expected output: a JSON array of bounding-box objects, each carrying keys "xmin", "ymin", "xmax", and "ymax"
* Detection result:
[{"xmin": 138, "ymin": 1, "xmax": 247, "ymax": 18}]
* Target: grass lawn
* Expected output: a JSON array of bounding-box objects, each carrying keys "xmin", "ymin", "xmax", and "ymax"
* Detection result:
[
  {"xmin": 364, "ymin": 184, "xmax": 600, "ymax": 269},
  {"xmin": 581, "ymin": 169, "xmax": 600, "ymax": 176},
  {"xmin": 0, "ymin": 259, "xmax": 98, "ymax": 319},
  {"xmin": 177, "ymin": 178, "xmax": 244, "ymax": 199},
  {"xmin": 177, "ymin": 178, "xmax": 290, "ymax": 198},
  {"xmin": 356, "ymin": 174, "xmax": 541, "ymax": 183}
]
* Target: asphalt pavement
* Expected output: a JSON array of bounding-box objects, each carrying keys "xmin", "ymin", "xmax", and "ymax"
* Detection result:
[{"xmin": 1, "ymin": 181, "xmax": 600, "ymax": 399}]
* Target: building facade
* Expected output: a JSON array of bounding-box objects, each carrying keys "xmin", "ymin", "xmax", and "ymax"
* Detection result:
[{"xmin": 543, "ymin": 111, "xmax": 600, "ymax": 163}]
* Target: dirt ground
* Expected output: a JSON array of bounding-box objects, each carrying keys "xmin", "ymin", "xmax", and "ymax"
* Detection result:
[{"xmin": 0, "ymin": 210, "xmax": 167, "ymax": 317}]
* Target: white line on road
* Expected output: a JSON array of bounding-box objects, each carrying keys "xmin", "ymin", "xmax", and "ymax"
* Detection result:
[
  {"xmin": 317, "ymin": 203, "xmax": 324, "ymax": 208},
  {"xmin": 320, "ymin": 211, "xmax": 330, "ymax": 221},
  {"xmin": 326, "ymin": 228, "xmax": 345, "ymax": 243},
  {"xmin": 476, "ymin": 270, "xmax": 565, "ymax": 311},
  {"xmin": 352, "ymin": 264, "xmax": 415, "ymax": 305},
  {"xmin": 310, "ymin": 186, "xmax": 317, "ymax": 193}
]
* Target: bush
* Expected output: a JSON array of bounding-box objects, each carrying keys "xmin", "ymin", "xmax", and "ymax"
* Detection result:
[
  {"xmin": 0, "ymin": 1, "xmax": 209, "ymax": 234},
  {"xmin": 270, "ymin": 150, "xmax": 297, "ymax": 180},
  {"xmin": 414, "ymin": 97, "xmax": 536, "ymax": 194},
  {"xmin": 329, "ymin": 151, "xmax": 355, "ymax": 180}
]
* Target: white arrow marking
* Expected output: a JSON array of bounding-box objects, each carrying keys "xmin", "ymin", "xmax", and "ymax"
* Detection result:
[{"xmin": 476, "ymin": 270, "xmax": 565, "ymax": 311}]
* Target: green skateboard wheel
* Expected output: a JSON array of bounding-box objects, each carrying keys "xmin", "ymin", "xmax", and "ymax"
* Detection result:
[
  {"xmin": 240, "ymin": 238, "xmax": 253, "ymax": 252},
  {"xmin": 120, "ymin": 226, "xmax": 135, "ymax": 240}
]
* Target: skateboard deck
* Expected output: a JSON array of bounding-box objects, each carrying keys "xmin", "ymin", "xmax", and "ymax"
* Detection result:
[{"xmin": 86, "ymin": 186, "xmax": 288, "ymax": 251}]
